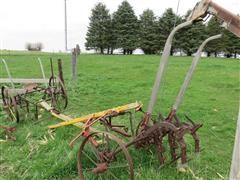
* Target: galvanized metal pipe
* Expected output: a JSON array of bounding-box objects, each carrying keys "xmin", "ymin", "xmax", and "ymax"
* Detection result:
[
  {"xmin": 172, "ymin": 34, "xmax": 222, "ymax": 111},
  {"xmin": 147, "ymin": 21, "xmax": 193, "ymax": 114}
]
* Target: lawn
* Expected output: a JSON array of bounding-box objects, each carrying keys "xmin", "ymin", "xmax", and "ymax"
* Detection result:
[{"xmin": 0, "ymin": 52, "xmax": 239, "ymax": 179}]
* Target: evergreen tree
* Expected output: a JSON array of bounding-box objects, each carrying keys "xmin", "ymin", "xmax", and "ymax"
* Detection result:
[
  {"xmin": 85, "ymin": 3, "xmax": 111, "ymax": 54},
  {"xmin": 157, "ymin": 8, "xmax": 182, "ymax": 54},
  {"xmin": 223, "ymin": 29, "xmax": 240, "ymax": 58},
  {"xmin": 205, "ymin": 16, "xmax": 225, "ymax": 57},
  {"xmin": 112, "ymin": 1, "xmax": 139, "ymax": 54},
  {"xmin": 178, "ymin": 10, "xmax": 207, "ymax": 56},
  {"xmin": 139, "ymin": 9, "xmax": 159, "ymax": 54}
]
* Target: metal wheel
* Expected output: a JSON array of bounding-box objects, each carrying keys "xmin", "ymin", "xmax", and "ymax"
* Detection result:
[
  {"xmin": 1, "ymin": 86, "xmax": 20, "ymax": 122},
  {"xmin": 78, "ymin": 132, "xmax": 134, "ymax": 180},
  {"xmin": 48, "ymin": 76, "xmax": 68, "ymax": 110}
]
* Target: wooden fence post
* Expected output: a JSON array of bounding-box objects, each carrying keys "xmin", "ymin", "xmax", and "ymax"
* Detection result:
[
  {"xmin": 71, "ymin": 48, "xmax": 77, "ymax": 80},
  {"xmin": 71, "ymin": 44, "xmax": 80, "ymax": 80}
]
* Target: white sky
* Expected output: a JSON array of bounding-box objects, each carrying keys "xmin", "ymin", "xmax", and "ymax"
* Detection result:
[{"xmin": 0, "ymin": 0, "xmax": 239, "ymax": 52}]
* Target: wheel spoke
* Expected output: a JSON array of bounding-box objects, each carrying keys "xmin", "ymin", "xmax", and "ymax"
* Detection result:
[
  {"xmin": 83, "ymin": 150, "xmax": 97, "ymax": 165},
  {"xmin": 107, "ymin": 163, "xmax": 128, "ymax": 169},
  {"xmin": 90, "ymin": 145, "xmax": 99, "ymax": 159},
  {"xmin": 108, "ymin": 171, "xmax": 120, "ymax": 180},
  {"xmin": 78, "ymin": 132, "xmax": 133, "ymax": 180}
]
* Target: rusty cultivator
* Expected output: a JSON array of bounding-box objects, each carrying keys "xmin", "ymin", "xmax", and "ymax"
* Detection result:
[
  {"xmin": 47, "ymin": 32, "xmax": 221, "ymax": 180},
  {"xmin": 1, "ymin": 58, "xmax": 67, "ymax": 122},
  {"xmin": 1, "ymin": 0, "xmax": 239, "ymax": 179},
  {"xmin": 46, "ymin": 0, "xmax": 240, "ymax": 178}
]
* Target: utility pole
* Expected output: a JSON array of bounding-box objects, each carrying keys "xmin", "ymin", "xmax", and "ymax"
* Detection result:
[{"xmin": 64, "ymin": 0, "xmax": 68, "ymax": 51}]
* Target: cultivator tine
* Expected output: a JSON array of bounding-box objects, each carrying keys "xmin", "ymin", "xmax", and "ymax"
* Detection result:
[{"xmin": 184, "ymin": 115, "xmax": 195, "ymax": 125}]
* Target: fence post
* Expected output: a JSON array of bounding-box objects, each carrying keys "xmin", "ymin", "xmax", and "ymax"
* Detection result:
[
  {"xmin": 71, "ymin": 48, "xmax": 77, "ymax": 80},
  {"xmin": 71, "ymin": 44, "xmax": 80, "ymax": 80}
]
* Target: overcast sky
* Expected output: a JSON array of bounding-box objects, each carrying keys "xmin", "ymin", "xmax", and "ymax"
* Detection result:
[{"xmin": 0, "ymin": 0, "xmax": 239, "ymax": 52}]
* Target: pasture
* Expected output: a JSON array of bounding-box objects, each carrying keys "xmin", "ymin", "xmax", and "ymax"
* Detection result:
[{"xmin": 0, "ymin": 52, "xmax": 239, "ymax": 179}]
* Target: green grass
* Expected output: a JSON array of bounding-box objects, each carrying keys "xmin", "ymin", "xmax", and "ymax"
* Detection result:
[{"xmin": 0, "ymin": 52, "xmax": 239, "ymax": 179}]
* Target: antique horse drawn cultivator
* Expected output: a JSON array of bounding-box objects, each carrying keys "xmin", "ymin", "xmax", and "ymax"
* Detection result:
[
  {"xmin": 1, "ymin": 0, "xmax": 239, "ymax": 179},
  {"xmin": 1, "ymin": 58, "xmax": 67, "ymax": 122}
]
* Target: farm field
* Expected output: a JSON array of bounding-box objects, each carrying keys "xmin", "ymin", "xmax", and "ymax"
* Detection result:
[{"xmin": 0, "ymin": 52, "xmax": 239, "ymax": 179}]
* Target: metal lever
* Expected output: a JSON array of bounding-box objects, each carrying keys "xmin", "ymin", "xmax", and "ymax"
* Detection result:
[{"xmin": 172, "ymin": 34, "xmax": 222, "ymax": 112}]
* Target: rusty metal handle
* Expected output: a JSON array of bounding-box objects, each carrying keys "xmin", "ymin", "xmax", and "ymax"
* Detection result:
[
  {"xmin": 188, "ymin": 0, "xmax": 240, "ymax": 37},
  {"xmin": 209, "ymin": 1, "xmax": 240, "ymax": 37},
  {"xmin": 147, "ymin": 21, "xmax": 193, "ymax": 115},
  {"xmin": 172, "ymin": 34, "xmax": 222, "ymax": 112}
]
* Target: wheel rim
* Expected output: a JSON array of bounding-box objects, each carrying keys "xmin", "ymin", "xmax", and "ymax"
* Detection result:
[{"xmin": 78, "ymin": 132, "xmax": 134, "ymax": 180}]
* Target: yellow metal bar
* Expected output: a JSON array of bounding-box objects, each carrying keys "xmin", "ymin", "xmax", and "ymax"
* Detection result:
[
  {"xmin": 39, "ymin": 101, "xmax": 83, "ymax": 128},
  {"xmin": 48, "ymin": 102, "xmax": 142, "ymax": 129}
]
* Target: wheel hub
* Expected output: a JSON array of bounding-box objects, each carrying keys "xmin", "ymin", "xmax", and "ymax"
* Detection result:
[{"xmin": 92, "ymin": 162, "xmax": 108, "ymax": 174}]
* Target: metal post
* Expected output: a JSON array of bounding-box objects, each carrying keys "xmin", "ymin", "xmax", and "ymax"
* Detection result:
[
  {"xmin": 64, "ymin": 0, "xmax": 68, "ymax": 51},
  {"xmin": 58, "ymin": 59, "xmax": 64, "ymax": 84}
]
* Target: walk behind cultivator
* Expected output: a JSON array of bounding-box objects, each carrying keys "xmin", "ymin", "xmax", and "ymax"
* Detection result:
[
  {"xmin": 1, "ymin": 0, "xmax": 239, "ymax": 179},
  {"xmin": 47, "ymin": 29, "xmax": 222, "ymax": 180},
  {"xmin": 1, "ymin": 58, "xmax": 67, "ymax": 122}
]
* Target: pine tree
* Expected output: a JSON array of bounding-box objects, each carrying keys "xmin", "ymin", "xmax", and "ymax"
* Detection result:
[
  {"xmin": 205, "ymin": 16, "xmax": 224, "ymax": 57},
  {"xmin": 178, "ymin": 10, "xmax": 207, "ymax": 56},
  {"xmin": 139, "ymin": 9, "xmax": 159, "ymax": 54},
  {"xmin": 223, "ymin": 29, "xmax": 240, "ymax": 58},
  {"xmin": 85, "ymin": 3, "xmax": 111, "ymax": 54},
  {"xmin": 112, "ymin": 1, "xmax": 139, "ymax": 55},
  {"xmin": 157, "ymin": 8, "xmax": 182, "ymax": 54}
]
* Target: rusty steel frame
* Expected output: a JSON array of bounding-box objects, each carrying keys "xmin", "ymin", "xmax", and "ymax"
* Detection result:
[
  {"xmin": 69, "ymin": 33, "xmax": 222, "ymax": 179},
  {"xmin": 2, "ymin": 1, "xmax": 239, "ymax": 179},
  {"xmin": 45, "ymin": 33, "xmax": 222, "ymax": 179},
  {"xmin": 1, "ymin": 58, "xmax": 68, "ymax": 122}
]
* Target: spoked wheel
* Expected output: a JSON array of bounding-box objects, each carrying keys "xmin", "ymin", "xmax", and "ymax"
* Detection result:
[
  {"xmin": 48, "ymin": 76, "xmax": 68, "ymax": 111},
  {"xmin": 78, "ymin": 132, "xmax": 134, "ymax": 180},
  {"xmin": 1, "ymin": 86, "xmax": 20, "ymax": 122}
]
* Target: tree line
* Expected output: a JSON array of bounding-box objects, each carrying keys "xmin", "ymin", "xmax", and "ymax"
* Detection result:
[{"xmin": 85, "ymin": 1, "xmax": 240, "ymax": 58}]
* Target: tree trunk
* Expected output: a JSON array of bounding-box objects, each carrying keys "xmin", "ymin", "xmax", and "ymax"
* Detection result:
[
  {"xmin": 207, "ymin": 52, "xmax": 211, "ymax": 57},
  {"xmin": 110, "ymin": 48, "xmax": 113, "ymax": 54},
  {"xmin": 107, "ymin": 48, "xmax": 110, "ymax": 54},
  {"xmin": 234, "ymin": 52, "xmax": 237, "ymax": 59},
  {"xmin": 123, "ymin": 49, "xmax": 126, "ymax": 55},
  {"xmin": 214, "ymin": 52, "xmax": 217, "ymax": 57},
  {"xmin": 100, "ymin": 47, "xmax": 104, "ymax": 54}
]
